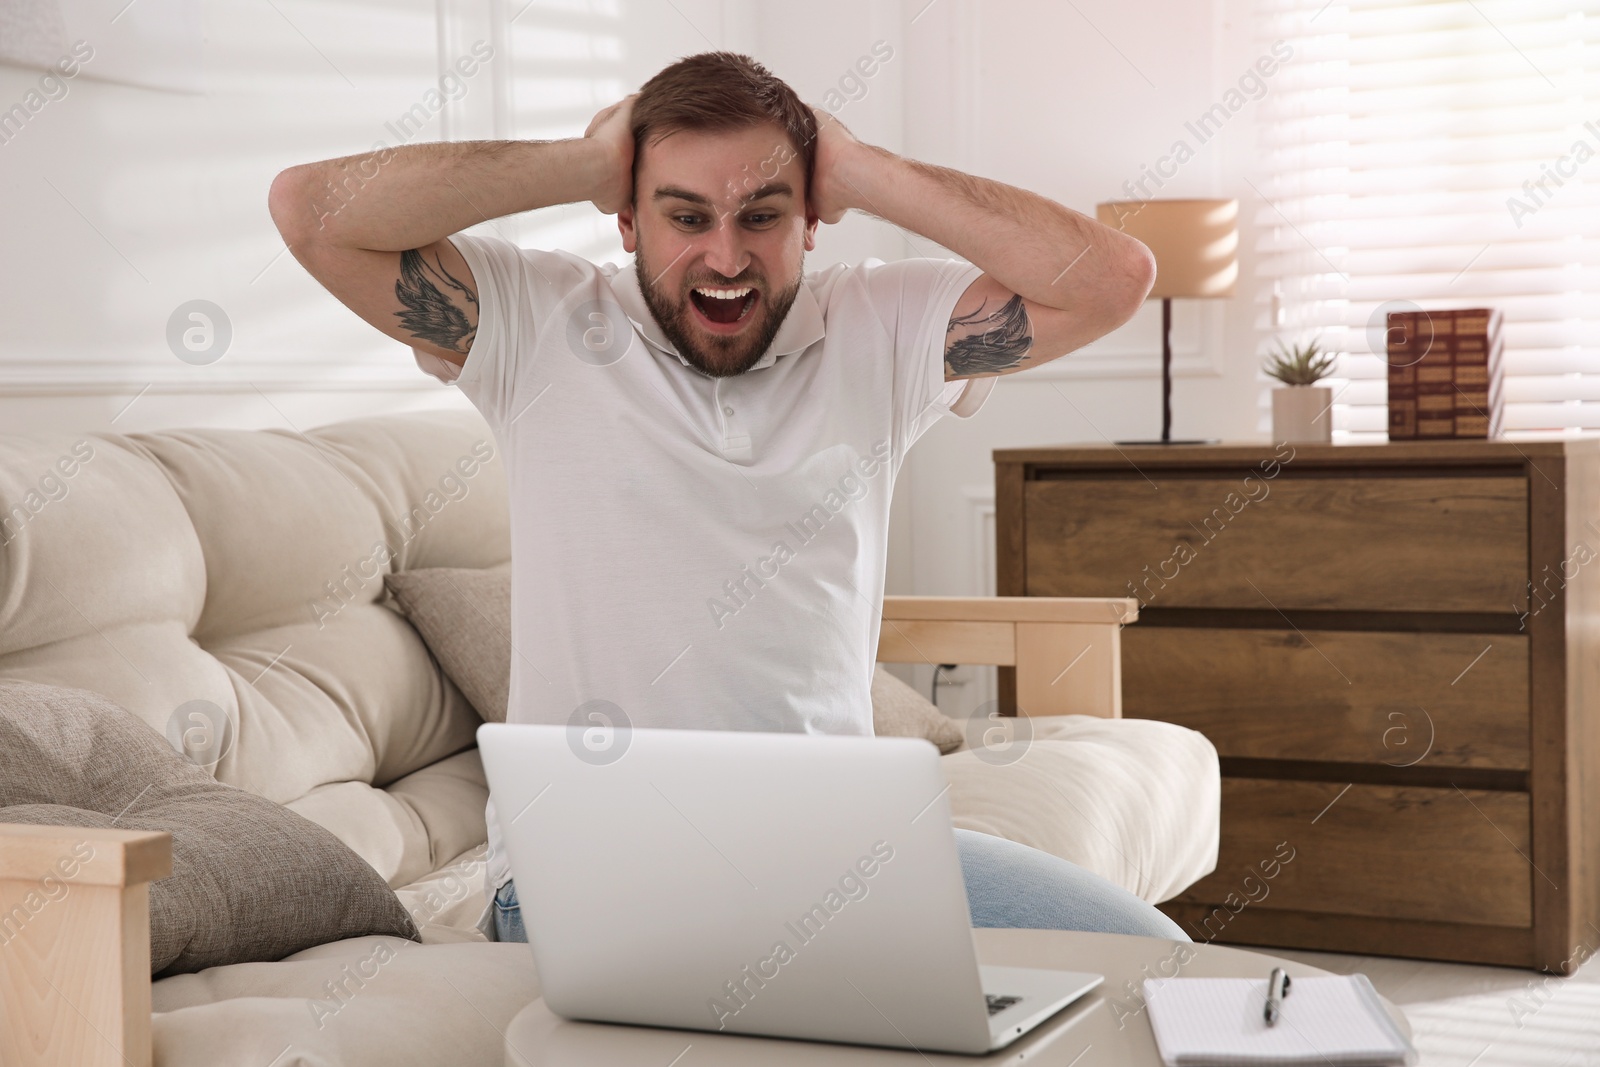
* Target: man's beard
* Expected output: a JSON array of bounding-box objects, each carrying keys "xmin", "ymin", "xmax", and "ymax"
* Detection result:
[{"xmin": 634, "ymin": 243, "xmax": 802, "ymax": 378}]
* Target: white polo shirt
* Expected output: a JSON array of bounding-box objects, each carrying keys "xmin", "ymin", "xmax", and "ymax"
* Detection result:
[{"xmin": 414, "ymin": 233, "xmax": 994, "ymax": 892}]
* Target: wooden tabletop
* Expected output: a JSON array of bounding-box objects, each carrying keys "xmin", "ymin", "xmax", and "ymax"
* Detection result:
[
  {"xmin": 502, "ymin": 928, "xmax": 1412, "ymax": 1066},
  {"xmin": 993, "ymin": 437, "xmax": 1600, "ymax": 466}
]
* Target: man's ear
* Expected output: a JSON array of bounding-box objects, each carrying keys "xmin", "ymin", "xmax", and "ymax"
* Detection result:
[
  {"xmin": 803, "ymin": 211, "xmax": 819, "ymax": 252},
  {"xmin": 618, "ymin": 202, "xmax": 637, "ymax": 253}
]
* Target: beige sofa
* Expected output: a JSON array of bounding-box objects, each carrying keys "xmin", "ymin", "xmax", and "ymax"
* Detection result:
[{"xmin": 0, "ymin": 410, "xmax": 1219, "ymax": 1067}]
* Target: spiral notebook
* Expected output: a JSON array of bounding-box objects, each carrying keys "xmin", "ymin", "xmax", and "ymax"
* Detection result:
[{"xmin": 1142, "ymin": 974, "xmax": 1415, "ymax": 1067}]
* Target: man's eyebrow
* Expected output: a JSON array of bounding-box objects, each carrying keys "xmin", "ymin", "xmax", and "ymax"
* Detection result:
[
  {"xmin": 653, "ymin": 185, "xmax": 714, "ymax": 207},
  {"xmin": 739, "ymin": 182, "xmax": 793, "ymax": 203},
  {"xmin": 651, "ymin": 182, "xmax": 795, "ymax": 208}
]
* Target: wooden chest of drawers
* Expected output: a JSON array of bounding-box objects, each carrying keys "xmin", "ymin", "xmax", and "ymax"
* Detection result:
[{"xmin": 993, "ymin": 440, "xmax": 1600, "ymax": 971}]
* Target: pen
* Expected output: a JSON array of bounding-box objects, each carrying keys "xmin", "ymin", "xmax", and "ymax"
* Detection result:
[{"xmin": 1264, "ymin": 967, "xmax": 1292, "ymax": 1026}]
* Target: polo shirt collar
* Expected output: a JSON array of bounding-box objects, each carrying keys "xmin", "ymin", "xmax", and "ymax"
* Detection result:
[{"xmin": 610, "ymin": 260, "xmax": 826, "ymax": 373}]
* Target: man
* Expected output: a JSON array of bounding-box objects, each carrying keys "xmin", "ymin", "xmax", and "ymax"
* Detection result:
[{"xmin": 269, "ymin": 52, "xmax": 1181, "ymax": 943}]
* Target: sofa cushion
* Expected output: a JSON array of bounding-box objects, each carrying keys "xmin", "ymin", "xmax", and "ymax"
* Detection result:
[
  {"xmin": 385, "ymin": 564, "xmax": 513, "ymax": 723},
  {"xmin": 0, "ymin": 680, "xmax": 419, "ymax": 975},
  {"xmin": 394, "ymin": 843, "xmax": 492, "ymax": 944},
  {"xmin": 0, "ymin": 410, "xmax": 507, "ymax": 884},
  {"xmin": 942, "ymin": 714, "xmax": 1221, "ymax": 904},
  {"xmin": 151, "ymin": 937, "xmax": 538, "ymax": 1067},
  {"xmin": 287, "ymin": 749, "xmax": 489, "ymax": 890}
]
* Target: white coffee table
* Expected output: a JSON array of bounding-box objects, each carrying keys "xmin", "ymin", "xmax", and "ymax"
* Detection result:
[{"xmin": 502, "ymin": 928, "xmax": 1412, "ymax": 1065}]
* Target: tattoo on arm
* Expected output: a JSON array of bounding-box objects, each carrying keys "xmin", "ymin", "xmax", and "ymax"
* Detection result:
[
  {"xmin": 394, "ymin": 247, "xmax": 478, "ymax": 355},
  {"xmin": 945, "ymin": 294, "xmax": 1032, "ymax": 377}
]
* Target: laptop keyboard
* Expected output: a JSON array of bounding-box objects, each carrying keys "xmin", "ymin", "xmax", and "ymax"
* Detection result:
[{"xmin": 986, "ymin": 994, "xmax": 1022, "ymax": 1016}]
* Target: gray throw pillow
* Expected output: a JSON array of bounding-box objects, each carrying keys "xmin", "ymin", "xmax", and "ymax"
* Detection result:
[
  {"xmin": 385, "ymin": 564, "xmax": 966, "ymax": 751},
  {"xmin": 0, "ymin": 680, "xmax": 419, "ymax": 976},
  {"xmin": 871, "ymin": 665, "xmax": 966, "ymax": 754},
  {"xmin": 386, "ymin": 564, "xmax": 512, "ymax": 723}
]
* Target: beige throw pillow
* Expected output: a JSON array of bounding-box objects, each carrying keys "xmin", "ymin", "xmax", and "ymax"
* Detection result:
[
  {"xmin": 387, "ymin": 564, "xmax": 966, "ymax": 751},
  {"xmin": 870, "ymin": 665, "xmax": 966, "ymax": 753},
  {"xmin": 385, "ymin": 563, "xmax": 513, "ymax": 723}
]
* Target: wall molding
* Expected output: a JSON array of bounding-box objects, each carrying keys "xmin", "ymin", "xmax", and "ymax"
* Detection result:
[
  {"xmin": 952, "ymin": 0, "xmax": 983, "ymax": 173},
  {"xmin": 1015, "ymin": 300, "xmax": 1227, "ymax": 380},
  {"xmin": 1016, "ymin": 347, "xmax": 1218, "ymax": 380},
  {"xmin": 959, "ymin": 484, "xmax": 998, "ymax": 715},
  {"xmin": 0, "ymin": 362, "xmax": 444, "ymax": 396},
  {"xmin": 961, "ymin": 484, "xmax": 997, "ymax": 597}
]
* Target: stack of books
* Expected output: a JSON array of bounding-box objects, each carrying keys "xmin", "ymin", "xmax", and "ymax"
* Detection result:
[{"xmin": 1386, "ymin": 307, "xmax": 1504, "ymax": 439}]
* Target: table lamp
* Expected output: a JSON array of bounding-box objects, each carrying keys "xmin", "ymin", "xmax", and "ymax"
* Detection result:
[{"xmin": 1095, "ymin": 198, "xmax": 1238, "ymax": 444}]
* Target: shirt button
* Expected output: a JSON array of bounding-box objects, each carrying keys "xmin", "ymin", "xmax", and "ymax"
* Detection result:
[{"xmin": 722, "ymin": 405, "xmax": 734, "ymax": 416}]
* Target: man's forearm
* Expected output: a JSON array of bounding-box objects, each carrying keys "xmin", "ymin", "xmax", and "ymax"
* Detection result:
[
  {"xmin": 270, "ymin": 138, "xmax": 611, "ymax": 252},
  {"xmin": 833, "ymin": 143, "xmax": 1147, "ymax": 314}
]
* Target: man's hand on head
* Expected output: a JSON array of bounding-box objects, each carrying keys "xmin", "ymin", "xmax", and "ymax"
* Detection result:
[
  {"xmin": 584, "ymin": 94, "xmax": 637, "ymax": 215},
  {"xmin": 807, "ymin": 106, "xmax": 862, "ymax": 226}
]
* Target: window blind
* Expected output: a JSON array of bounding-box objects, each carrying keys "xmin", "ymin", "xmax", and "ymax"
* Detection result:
[
  {"xmin": 1255, "ymin": 0, "xmax": 1600, "ymax": 439},
  {"xmin": 500, "ymin": 2, "xmax": 628, "ymax": 262}
]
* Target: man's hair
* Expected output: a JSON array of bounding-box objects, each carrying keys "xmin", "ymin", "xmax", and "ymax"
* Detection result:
[{"xmin": 631, "ymin": 52, "xmax": 816, "ymax": 199}]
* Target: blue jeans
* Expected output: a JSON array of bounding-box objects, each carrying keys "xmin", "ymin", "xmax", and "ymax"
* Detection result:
[{"xmin": 490, "ymin": 827, "xmax": 1187, "ymax": 943}]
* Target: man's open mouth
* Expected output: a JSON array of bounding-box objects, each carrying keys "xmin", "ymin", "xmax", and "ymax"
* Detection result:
[{"xmin": 688, "ymin": 286, "xmax": 759, "ymax": 328}]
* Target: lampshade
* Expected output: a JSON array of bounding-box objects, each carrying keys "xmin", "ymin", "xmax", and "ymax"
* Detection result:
[{"xmin": 1096, "ymin": 198, "xmax": 1239, "ymax": 300}]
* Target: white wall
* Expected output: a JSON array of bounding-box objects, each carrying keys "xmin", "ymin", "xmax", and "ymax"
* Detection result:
[
  {"xmin": 890, "ymin": 0, "xmax": 1280, "ymax": 713},
  {"xmin": 1, "ymin": 0, "xmax": 1274, "ymax": 711},
  {"xmin": 0, "ymin": 0, "xmax": 741, "ymax": 434}
]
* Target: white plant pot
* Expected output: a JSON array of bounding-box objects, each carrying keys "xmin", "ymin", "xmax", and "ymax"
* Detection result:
[{"xmin": 1271, "ymin": 386, "xmax": 1333, "ymax": 444}]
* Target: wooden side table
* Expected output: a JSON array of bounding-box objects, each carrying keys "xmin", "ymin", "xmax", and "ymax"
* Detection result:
[{"xmin": 993, "ymin": 440, "xmax": 1600, "ymax": 972}]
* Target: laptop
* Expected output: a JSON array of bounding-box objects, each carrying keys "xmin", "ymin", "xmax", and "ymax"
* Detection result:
[{"xmin": 478, "ymin": 723, "xmax": 1103, "ymax": 1055}]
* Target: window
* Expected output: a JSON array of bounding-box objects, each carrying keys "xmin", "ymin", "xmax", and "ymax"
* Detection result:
[{"xmin": 1255, "ymin": 0, "xmax": 1600, "ymax": 439}]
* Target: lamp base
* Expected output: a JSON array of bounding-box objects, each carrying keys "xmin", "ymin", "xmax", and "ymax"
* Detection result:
[{"xmin": 1113, "ymin": 438, "xmax": 1219, "ymax": 446}]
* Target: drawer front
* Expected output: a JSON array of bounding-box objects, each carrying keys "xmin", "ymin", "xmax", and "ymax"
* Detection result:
[
  {"xmin": 1174, "ymin": 779, "xmax": 1532, "ymax": 928},
  {"xmin": 1024, "ymin": 475, "xmax": 1528, "ymax": 612},
  {"xmin": 1124, "ymin": 627, "xmax": 1530, "ymax": 769}
]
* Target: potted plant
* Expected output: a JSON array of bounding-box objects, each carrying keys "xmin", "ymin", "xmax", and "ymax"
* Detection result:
[{"xmin": 1263, "ymin": 337, "xmax": 1337, "ymax": 443}]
